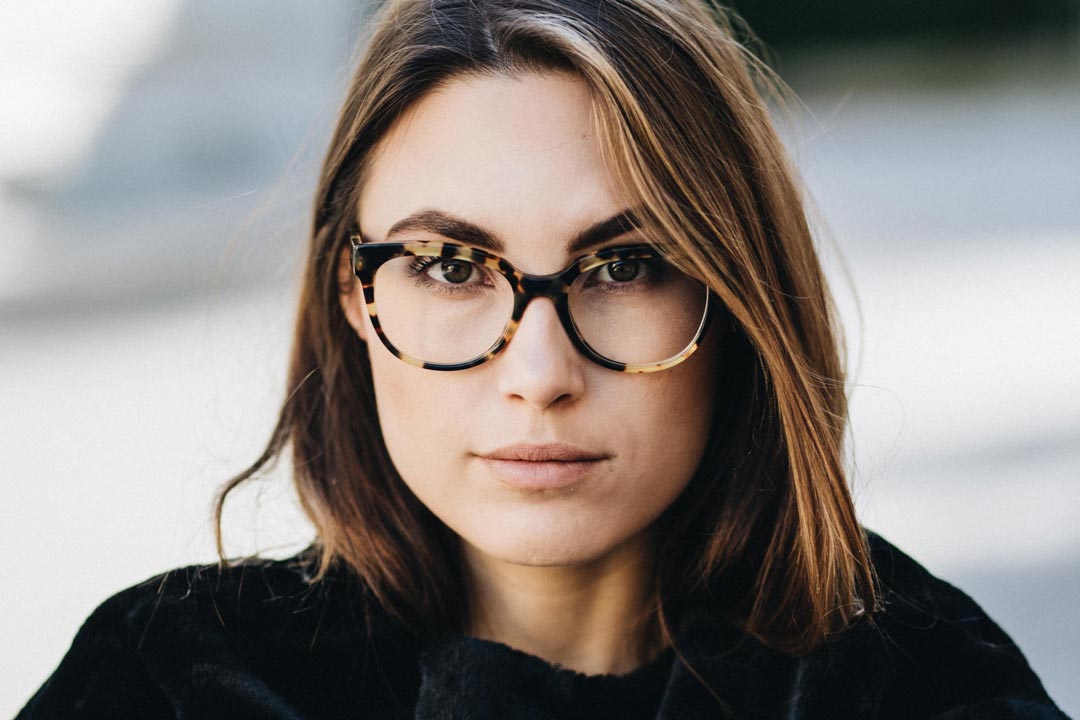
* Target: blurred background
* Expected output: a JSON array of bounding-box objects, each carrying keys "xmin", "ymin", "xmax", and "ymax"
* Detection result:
[{"xmin": 2, "ymin": 0, "xmax": 1077, "ymax": 714}]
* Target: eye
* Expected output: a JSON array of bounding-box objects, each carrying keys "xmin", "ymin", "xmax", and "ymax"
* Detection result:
[
  {"xmin": 408, "ymin": 256, "xmax": 484, "ymax": 285},
  {"xmin": 579, "ymin": 255, "xmax": 666, "ymax": 295},
  {"xmin": 433, "ymin": 259, "xmax": 476, "ymax": 284},
  {"xmin": 599, "ymin": 259, "xmax": 643, "ymax": 283},
  {"xmin": 405, "ymin": 255, "xmax": 500, "ymax": 297}
]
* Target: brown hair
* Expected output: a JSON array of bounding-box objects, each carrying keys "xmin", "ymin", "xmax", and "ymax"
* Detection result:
[{"xmin": 215, "ymin": 0, "xmax": 878, "ymax": 655}]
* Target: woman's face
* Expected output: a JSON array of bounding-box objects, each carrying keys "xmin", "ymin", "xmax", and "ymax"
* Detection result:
[{"xmin": 343, "ymin": 71, "xmax": 719, "ymax": 567}]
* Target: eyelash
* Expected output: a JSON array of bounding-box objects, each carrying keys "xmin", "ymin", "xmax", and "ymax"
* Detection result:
[
  {"xmin": 406, "ymin": 256, "xmax": 494, "ymax": 294},
  {"xmin": 581, "ymin": 259, "xmax": 660, "ymax": 293}
]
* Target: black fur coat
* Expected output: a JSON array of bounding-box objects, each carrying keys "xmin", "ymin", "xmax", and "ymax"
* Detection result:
[{"xmin": 18, "ymin": 531, "xmax": 1069, "ymax": 719}]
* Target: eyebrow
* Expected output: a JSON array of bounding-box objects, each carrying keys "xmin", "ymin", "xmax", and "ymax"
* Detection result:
[{"xmin": 372, "ymin": 207, "xmax": 643, "ymax": 255}]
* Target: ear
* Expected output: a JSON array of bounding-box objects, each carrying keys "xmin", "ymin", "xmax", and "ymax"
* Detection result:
[{"xmin": 337, "ymin": 245, "xmax": 369, "ymax": 342}]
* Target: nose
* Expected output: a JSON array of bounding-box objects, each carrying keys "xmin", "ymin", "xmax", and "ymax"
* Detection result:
[{"xmin": 494, "ymin": 296, "xmax": 586, "ymax": 410}]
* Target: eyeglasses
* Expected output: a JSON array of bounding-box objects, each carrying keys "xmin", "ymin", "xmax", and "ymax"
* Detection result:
[{"xmin": 348, "ymin": 234, "xmax": 714, "ymax": 372}]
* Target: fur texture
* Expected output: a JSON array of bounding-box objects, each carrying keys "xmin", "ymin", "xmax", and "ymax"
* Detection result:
[{"xmin": 17, "ymin": 531, "xmax": 1069, "ymax": 718}]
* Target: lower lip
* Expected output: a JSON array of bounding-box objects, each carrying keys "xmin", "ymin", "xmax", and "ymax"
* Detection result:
[{"xmin": 479, "ymin": 457, "xmax": 604, "ymax": 490}]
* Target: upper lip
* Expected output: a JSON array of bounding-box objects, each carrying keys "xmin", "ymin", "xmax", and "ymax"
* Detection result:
[{"xmin": 479, "ymin": 443, "xmax": 607, "ymax": 462}]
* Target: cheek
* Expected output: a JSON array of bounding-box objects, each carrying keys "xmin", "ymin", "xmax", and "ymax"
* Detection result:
[
  {"xmin": 629, "ymin": 340, "xmax": 719, "ymax": 466},
  {"xmin": 618, "ymin": 340, "xmax": 720, "ymax": 527},
  {"xmin": 365, "ymin": 341, "xmax": 474, "ymax": 505},
  {"xmin": 617, "ymin": 374, "xmax": 715, "ymax": 508}
]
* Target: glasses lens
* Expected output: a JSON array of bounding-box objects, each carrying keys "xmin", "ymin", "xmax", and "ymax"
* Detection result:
[
  {"xmin": 568, "ymin": 255, "xmax": 708, "ymax": 365},
  {"xmin": 373, "ymin": 254, "xmax": 514, "ymax": 365}
]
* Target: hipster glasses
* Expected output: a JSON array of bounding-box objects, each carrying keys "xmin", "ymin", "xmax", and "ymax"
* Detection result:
[{"xmin": 348, "ymin": 234, "xmax": 714, "ymax": 372}]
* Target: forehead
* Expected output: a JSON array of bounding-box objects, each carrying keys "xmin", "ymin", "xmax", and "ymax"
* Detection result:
[{"xmin": 356, "ymin": 71, "xmax": 633, "ymax": 270}]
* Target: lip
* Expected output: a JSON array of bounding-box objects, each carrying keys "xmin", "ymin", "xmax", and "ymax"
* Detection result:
[
  {"xmin": 482, "ymin": 443, "xmax": 606, "ymax": 462},
  {"xmin": 477, "ymin": 443, "xmax": 608, "ymax": 490}
]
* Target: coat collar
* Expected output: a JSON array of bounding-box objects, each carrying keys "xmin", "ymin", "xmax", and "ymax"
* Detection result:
[{"xmin": 409, "ymin": 595, "xmax": 894, "ymax": 719}]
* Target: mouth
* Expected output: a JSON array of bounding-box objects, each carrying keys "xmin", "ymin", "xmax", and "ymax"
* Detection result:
[{"xmin": 476, "ymin": 443, "xmax": 608, "ymax": 490}]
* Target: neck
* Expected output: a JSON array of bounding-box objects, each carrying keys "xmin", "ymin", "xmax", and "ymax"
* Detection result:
[{"xmin": 463, "ymin": 530, "xmax": 664, "ymax": 676}]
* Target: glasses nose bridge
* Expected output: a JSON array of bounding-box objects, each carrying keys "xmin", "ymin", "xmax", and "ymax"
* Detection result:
[
  {"xmin": 504, "ymin": 272, "xmax": 577, "ymax": 352},
  {"xmin": 515, "ymin": 272, "xmax": 570, "ymax": 311}
]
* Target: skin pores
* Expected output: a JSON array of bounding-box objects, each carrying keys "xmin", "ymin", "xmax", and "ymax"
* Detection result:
[{"xmin": 342, "ymin": 71, "xmax": 720, "ymax": 571}]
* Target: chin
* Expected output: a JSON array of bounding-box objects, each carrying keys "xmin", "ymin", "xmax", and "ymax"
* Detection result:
[
  {"xmin": 483, "ymin": 544, "xmax": 610, "ymax": 568},
  {"xmin": 459, "ymin": 514, "xmax": 633, "ymax": 568}
]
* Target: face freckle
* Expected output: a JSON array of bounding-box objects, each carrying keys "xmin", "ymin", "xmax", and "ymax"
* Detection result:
[{"xmin": 341, "ymin": 70, "xmax": 720, "ymax": 569}]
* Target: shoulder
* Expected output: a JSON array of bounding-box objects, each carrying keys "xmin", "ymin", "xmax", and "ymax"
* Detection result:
[
  {"xmin": 18, "ymin": 550, "xmax": 422, "ymax": 719},
  {"xmin": 96, "ymin": 549, "xmax": 351, "ymax": 652},
  {"xmin": 864, "ymin": 528, "xmax": 1028, "ymax": 651},
  {"xmin": 849, "ymin": 529, "xmax": 1067, "ymax": 718}
]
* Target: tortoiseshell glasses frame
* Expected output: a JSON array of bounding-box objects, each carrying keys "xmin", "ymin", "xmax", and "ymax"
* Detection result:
[{"xmin": 348, "ymin": 233, "xmax": 714, "ymax": 372}]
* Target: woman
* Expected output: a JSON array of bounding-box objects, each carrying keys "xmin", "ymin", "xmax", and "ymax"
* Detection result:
[{"xmin": 18, "ymin": 0, "xmax": 1067, "ymax": 717}]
